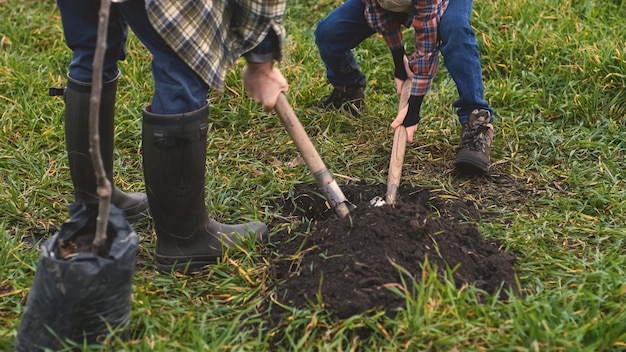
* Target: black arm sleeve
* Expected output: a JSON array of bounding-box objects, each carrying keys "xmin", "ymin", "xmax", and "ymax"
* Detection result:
[
  {"xmin": 391, "ymin": 47, "xmax": 408, "ymax": 81},
  {"xmin": 402, "ymin": 95, "xmax": 424, "ymax": 127}
]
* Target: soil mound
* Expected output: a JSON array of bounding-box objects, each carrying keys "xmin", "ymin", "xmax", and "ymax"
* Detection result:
[{"xmin": 268, "ymin": 182, "xmax": 518, "ymax": 319}]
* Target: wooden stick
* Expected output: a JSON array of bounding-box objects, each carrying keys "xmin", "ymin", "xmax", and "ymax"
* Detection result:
[
  {"xmin": 274, "ymin": 94, "xmax": 351, "ymax": 218},
  {"xmin": 386, "ymin": 126, "xmax": 407, "ymax": 205},
  {"xmin": 385, "ymin": 79, "xmax": 411, "ymax": 205},
  {"xmin": 90, "ymin": 0, "xmax": 113, "ymax": 256}
]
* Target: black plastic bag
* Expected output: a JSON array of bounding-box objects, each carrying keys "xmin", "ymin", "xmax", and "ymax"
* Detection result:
[{"xmin": 15, "ymin": 202, "xmax": 138, "ymax": 351}]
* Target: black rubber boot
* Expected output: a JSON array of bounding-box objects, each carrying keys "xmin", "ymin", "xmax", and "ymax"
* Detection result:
[
  {"xmin": 142, "ymin": 104, "xmax": 268, "ymax": 274},
  {"xmin": 63, "ymin": 75, "xmax": 149, "ymax": 222}
]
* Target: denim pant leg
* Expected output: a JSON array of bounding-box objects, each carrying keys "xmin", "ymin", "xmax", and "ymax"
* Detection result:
[
  {"xmin": 439, "ymin": 0, "xmax": 494, "ymax": 123},
  {"xmin": 57, "ymin": 0, "xmax": 127, "ymax": 82},
  {"xmin": 117, "ymin": 0, "xmax": 209, "ymax": 115},
  {"xmin": 314, "ymin": 0, "xmax": 375, "ymax": 87}
]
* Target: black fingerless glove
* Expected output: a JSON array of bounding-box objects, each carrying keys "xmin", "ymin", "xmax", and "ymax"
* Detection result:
[
  {"xmin": 391, "ymin": 47, "xmax": 408, "ymax": 81},
  {"xmin": 402, "ymin": 95, "xmax": 424, "ymax": 127}
]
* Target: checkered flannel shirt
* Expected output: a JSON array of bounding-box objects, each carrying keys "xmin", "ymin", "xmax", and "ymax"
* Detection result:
[
  {"xmin": 146, "ymin": 0, "xmax": 286, "ymax": 91},
  {"xmin": 364, "ymin": 0, "xmax": 448, "ymax": 97}
]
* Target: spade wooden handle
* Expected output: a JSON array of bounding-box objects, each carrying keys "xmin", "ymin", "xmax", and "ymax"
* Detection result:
[
  {"xmin": 386, "ymin": 125, "xmax": 407, "ymax": 205},
  {"xmin": 385, "ymin": 79, "xmax": 411, "ymax": 205},
  {"xmin": 274, "ymin": 93, "xmax": 351, "ymax": 218}
]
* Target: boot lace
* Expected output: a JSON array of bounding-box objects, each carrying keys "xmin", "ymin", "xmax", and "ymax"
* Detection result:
[{"xmin": 458, "ymin": 110, "xmax": 493, "ymax": 153}]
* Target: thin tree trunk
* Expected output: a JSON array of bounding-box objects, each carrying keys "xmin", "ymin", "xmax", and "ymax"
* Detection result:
[{"xmin": 90, "ymin": 0, "xmax": 112, "ymax": 257}]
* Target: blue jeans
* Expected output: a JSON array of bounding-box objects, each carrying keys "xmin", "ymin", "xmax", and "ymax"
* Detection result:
[
  {"xmin": 314, "ymin": 0, "xmax": 494, "ymax": 124},
  {"xmin": 57, "ymin": 0, "xmax": 208, "ymax": 114},
  {"xmin": 440, "ymin": 0, "xmax": 494, "ymax": 123},
  {"xmin": 314, "ymin": 0, "xmax": 372, "ymax": 88}
]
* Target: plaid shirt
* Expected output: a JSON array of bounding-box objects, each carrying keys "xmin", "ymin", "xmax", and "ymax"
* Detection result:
[
  {"xmin": 146, "ymin": 0, "xmax": 286, "ymax": 91},
  {"xmin": 363, "ymin": 0, "xmax": 448, "ymax": 97}
]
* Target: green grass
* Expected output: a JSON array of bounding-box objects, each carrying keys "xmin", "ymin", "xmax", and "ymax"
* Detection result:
[{"xmin": 2, "ymin": 0, "xmax": 626, "ymax": 350}]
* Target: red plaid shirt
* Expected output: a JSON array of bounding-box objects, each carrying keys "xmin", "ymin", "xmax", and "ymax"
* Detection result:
[{"xmin": 364, "ymin": 0, "xmax": 448, "ymax": 97}]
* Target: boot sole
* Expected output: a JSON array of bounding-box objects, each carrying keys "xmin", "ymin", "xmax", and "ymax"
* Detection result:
[
  {"xmin": 122, "ymin": 208, "xmax": 149, "ymax": 223},
  {"xmin": 454, "ymin": 157, "xmax": 489, "ymax": 175},
  {"xmin": 155, "ymin": 254, "xmax": 221, "ymax": 274}
]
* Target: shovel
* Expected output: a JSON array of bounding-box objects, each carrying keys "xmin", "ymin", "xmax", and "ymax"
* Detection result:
[
  {"xmin": 385, "ymin": 79, "xmax": 411, "ymax": 206},
  {"xmin": 274, "ymin": 94, "xmax": 354, "ymax": 218}
]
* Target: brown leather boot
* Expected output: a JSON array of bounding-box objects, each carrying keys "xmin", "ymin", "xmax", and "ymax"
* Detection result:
[{"xmin": 454, "ymin": 109, "xmax": 494, "ymax": 174}]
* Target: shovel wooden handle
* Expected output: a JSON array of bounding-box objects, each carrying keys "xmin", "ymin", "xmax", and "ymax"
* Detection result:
[
  {"xmin": 274, "ymin": 93, "xmax": 351, "ymax": 218},
  {"xmin": 386, "ymin": 125, "xmax": 406, "ymax": 205},
  {"xmin": 385, "ymin": 79, "xmax": 411, "ymax": 205}
]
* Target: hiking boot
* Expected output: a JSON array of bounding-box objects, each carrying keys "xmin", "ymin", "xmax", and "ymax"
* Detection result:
[
  {"xmin": 454, "ymin": 109, "xmax": 494, "ymax": 174},
  {"xmin": 317, "ymin": 85, "xmax": 365, "ymax": 117}
]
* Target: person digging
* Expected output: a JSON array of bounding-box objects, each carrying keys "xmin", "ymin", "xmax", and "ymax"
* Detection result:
[
  {"xmin": 54, "ymin": 0, "xmax": 287, "ymax": 273},
  {"xmin": 314, "ymin": 0, "xmax": 495, "ymax": 174}
]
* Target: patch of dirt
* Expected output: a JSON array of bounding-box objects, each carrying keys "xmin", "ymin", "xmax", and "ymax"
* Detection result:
[
  {"xmin": 266, "ymin": 182, "xmax": 519, "ymax": 320},
  {"xmin": 21, "ymin": 226, "xmax": 57, "ymax": 249}
]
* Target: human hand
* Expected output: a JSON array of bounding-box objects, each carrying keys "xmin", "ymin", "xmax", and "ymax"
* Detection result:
[
  {"xmin": 243, "ymin": 61, "xmax": 289, "ymax": 112},
  {"xmin": 390, "ymin": 91, "xmax": 422, "ymax": 143},
  {"xmin": 390, "ymin": 104, "xmax": 418, "ymax": 143}
]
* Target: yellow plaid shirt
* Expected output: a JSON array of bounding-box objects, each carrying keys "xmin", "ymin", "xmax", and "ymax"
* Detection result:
[{"xmin": 146, "ymin": 0, "xmax": 286, "ymax": 91}]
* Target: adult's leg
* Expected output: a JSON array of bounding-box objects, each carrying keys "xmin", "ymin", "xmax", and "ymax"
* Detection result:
[
  {"xmin": 57, "ymin": 0, "xmax": 127, "ymax": 82},
  {"xmin": 57, "ymin": 0, "xmax": 148, "ymax": 221},
  {"xmin": 117, "ymin": 0, "xmax": 267, "ymax": 273},
  {"xmin": 117, "ymin": 0, "xmax": 207, "ymax": 114}
]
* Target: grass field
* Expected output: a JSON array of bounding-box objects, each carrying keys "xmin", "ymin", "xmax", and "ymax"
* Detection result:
[{"xmin": 1, "ymin": 0, "xmax": 626, "ymax": 350}]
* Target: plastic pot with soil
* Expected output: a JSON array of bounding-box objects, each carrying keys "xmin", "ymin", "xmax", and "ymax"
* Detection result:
[{"xmin": 15, "ymin": 203, "xmax": 138, "ymax": 351}]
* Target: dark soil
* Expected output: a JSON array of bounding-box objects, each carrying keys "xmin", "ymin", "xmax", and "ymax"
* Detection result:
[{"xmin": 267, "ymin": 182, "xmax": 519, "ymax": 320}]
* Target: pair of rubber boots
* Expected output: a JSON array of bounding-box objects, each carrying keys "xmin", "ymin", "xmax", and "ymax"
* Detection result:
[{"xmin": 62, "ymin": 75, "xmax": 266, "ymax": 273}]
